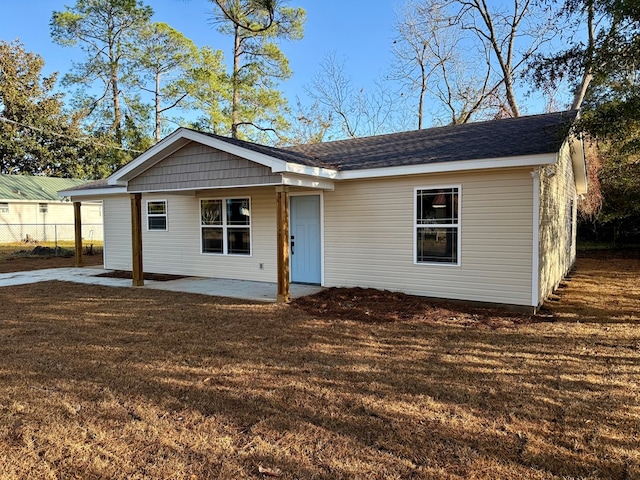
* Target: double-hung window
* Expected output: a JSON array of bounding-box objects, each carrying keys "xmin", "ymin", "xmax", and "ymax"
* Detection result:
[
  {"xmin": 147, "ymin": 200, "xmax": 167, "ymax": 231},
  {"xmin": 0, "ymin": 202, "xmax": 8, "ymax": 213},
  {"xmin": 39, "ymin": 203, "xmax": 48, "ymax": 214},
  {"xmin": 415, "ymin": 187, "xmax": 460, "ymax": 264},
  {"xmin": 201, "ymin": 198, "xmax": 251, "ymax": 255}
]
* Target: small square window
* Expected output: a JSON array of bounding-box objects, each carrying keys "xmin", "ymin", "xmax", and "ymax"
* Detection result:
[
  {"xmin": 39, "ymin": 203, "xmax": 48, "ymax": 213},
  {"xmin": 0, "ymin": 202, "xmax": 8, "ymax": 214},
  {"xmin": 147, "ymin": 200, "xmax": 167, "ymax": 231}
]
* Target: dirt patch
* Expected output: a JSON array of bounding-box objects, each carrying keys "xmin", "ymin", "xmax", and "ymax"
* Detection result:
[
  {"xmin": 0, "ymin": 252, "xmax": 104, "ymax": 274},
  {"xmin": 95, "ymin": 270, "xmax": 188, "ymax": 282}
]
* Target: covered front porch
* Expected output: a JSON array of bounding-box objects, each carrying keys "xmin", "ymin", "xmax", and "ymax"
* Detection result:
[{"xmin": 62, "ymin": 128, "xmax": 336, "ymax": 302}]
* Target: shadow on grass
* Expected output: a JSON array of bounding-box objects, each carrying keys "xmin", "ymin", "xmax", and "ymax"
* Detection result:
[{"xmin": 1, "ymin": 271, "xmax": 639, "ymax": 478}]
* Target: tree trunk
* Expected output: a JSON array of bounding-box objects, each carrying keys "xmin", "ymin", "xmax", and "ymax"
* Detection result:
[
  {"xmin": 109, "ymin": 39, "xmax": 122, "ymax": 146},
  {"xmin": 572, "ymin": 1, "xmax": 595, "ymax": 110},
  {"xmin": 231, "ymin": 24, "xmax": 241, "ymax": 139},
  {"xmin": 155, "ymin": 72, "xmax": 161, "ymax": 142},
  {"xmin": 572, "ymin": 71, "xmax": 593, "ymax": 110}
]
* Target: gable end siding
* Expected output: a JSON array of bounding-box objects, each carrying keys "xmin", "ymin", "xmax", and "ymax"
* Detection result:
[
  {"xmin": 127, "ymin": 143, "xmax": 283, "ymax": 192},
  {"xmin": 537, "ymin": 141, "xmax": 577, "ymax": 305}
]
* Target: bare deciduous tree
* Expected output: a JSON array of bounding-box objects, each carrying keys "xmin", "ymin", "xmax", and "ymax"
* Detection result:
[
  {"xmin": 306, "ymin": 53, "xmax": 397, "ymax": 138},
  {"xmin": 393, "ymin": 0, "xmax": 557, "ymax": 125}
]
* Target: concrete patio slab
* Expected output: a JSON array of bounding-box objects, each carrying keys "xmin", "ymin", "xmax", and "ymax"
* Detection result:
[
  {"xmin": 0, "ymin": 268, "xmax": 322, "ymax": 302},
  {"xmin": 144, "ymin": 276, "xmax": 323, "ymax": 301}
]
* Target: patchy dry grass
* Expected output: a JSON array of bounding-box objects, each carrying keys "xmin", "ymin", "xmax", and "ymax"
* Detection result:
[
  {"xmin": 0, "ymin": 252, "xmax": 638, "ymax": 479},
  {"xmin": 0, "ymin": 249, "xmax": 103, "ymax": 273}
]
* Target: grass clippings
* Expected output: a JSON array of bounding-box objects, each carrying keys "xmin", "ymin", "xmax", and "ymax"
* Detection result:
[{"xmin": 0, "ymin": 252, "xmax": 639, "ymax": 479}]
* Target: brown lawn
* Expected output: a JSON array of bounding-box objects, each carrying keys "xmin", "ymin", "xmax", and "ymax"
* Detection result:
[
  {"xmin": 0, "ymin": 252, "xmax": 638, "ymax": 479},
  {"xmin": 0, "ymin": 249, "xmax": 103, "ymax": 274}
]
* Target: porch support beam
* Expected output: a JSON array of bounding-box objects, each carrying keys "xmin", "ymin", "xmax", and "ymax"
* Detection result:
[
  {"xmin": 276, "ymin": 186, "xmax": 290, "ymax": 303},
  {"xmin": 130, "ymin": 193, "xmax": 144, "ymax": 286},
  {"xmin": 73, "ymin": 201, "xmax": 83, "ymax": 268}
]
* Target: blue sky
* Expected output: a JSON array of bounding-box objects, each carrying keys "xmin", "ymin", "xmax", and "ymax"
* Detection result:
[
  {"xmin": 1, "ymin": 0, "xmax": 571, "ymax": 136},
  {"xmin": 0, "ymin": 0, "xmax": 398, "ymax": 108}
]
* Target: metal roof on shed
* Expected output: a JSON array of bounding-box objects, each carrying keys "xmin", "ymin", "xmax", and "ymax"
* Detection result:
[{"xmin": 0, "ymin": 174, "xmax": 86, "ymax": 201}]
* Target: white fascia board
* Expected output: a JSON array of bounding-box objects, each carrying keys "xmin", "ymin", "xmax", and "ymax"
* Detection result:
[
  {"xmin": 281, "ymin": 173, "xmax": 335, "ymax": 190},
  {"xmin": 335, "ymin": 153, "xmax": 558, "ymax": 180},
  {"xmin": 1, "ymin": 198, "xmax": 72, "ymax": 204},
  {"xmin": 283, "ymin": 162, "xmax": 338, "ymax": 179},
  {"xmin": 58, "ymin": 187, "xmax": 127, "ymax": 198},
  {"xmin": 570, "ymin": 135, "xmax": 588, "ymax": 195}
]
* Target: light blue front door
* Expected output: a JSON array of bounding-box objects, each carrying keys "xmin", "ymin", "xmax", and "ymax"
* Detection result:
[{"xmin": 290, "ymin": 195, "xmax": 321, "ymax": 284}]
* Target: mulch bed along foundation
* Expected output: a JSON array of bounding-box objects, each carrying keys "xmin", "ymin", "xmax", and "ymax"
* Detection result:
[
  {"xmin": 95, "ymin": 270, "xmax": 188, "ymax": 282},
  {"xmin": 292, "ymin": 286, "xmax": 551, "ymax": 327}
]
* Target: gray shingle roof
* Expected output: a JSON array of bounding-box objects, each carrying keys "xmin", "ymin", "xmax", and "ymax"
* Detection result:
[
  {"xmin": 285, "ymin": 110, "xmax": 578, "ymax": 170},
  {"xmin": 190, "ymin": 129, "xmax": 330, "ymax": 168},
  {"xmin": 66, "ymin": 110, "xmax": 579, "ymax": 194}
]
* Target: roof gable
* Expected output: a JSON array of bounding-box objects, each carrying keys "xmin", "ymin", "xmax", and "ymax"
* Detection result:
[{"xmin": 127, "ymin": 142, "xmax": 283, "ymax": 192}]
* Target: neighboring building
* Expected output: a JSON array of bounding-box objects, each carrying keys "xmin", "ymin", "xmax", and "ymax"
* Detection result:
[
  {"xmin": 0, "ymin": 174, "xmax": 103, "ymax": 244},
  {"xmin": 61, "ymin": 111, "xmax": 586, "ymax": 311}
]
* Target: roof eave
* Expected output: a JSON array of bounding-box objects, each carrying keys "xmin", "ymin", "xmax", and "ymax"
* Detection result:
[
  {"xmin": 58, "ymin": 187, "xmax": 128, "ymax": 198},
  {"xmin": 334, "ymin": 153, "xmax": 558, "ymax": 180}
]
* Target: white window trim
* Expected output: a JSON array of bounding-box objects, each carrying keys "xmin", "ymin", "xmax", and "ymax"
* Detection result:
[
  {"xmin": 146, "ymin": 199, "xmax": 168, "ymax": 231},
  {"xmin": 413, "ymin": 185, "xmax": 462, "ymax": 267},
  {"xmin": 200, "ymin": 196, "xmax": 252, "ymax": 257},
  {"xmin": 39, "ymin": 203, "xmax": 48, "ymax": 214},
  {"xmin": 0, "ymin": 202, "xmax": 9, "ymax": 214}
]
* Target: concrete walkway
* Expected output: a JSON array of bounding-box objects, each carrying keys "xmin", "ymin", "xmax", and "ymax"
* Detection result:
[{"xmin": 0, "ymin": 268, "xmax": 323, "ymax": 302}]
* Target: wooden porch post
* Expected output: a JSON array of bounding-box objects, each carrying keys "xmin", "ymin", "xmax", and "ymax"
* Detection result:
[
  {"xmin": 73, "ymin": 201, "xmax": 83, "ymax": 267},
  {"xmin": 130, "ymin": 193, "xmax": 144, "ymax": 286},
  {"xmin": 276, "ymin": 186, "xmax": 290, "ymax": 303}
]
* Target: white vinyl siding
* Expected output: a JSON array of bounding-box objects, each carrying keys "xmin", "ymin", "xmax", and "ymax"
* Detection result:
[
  {"xmin": 323, "ymin": 169, "xmax": 535, "ymax": 306},
  {"xmin": 0, "ymin": 201, "xmax": 103, "ymax": 243},
  {"xmin": 103, "ymin": 196, "xmax": 132, "ymax": 271},
  {"xmin": 537, "ymin": 141, "xmax": 577, "ymax": 305},
  {"xmin": 103, "ymin": 189, "xmax": 276, "ymax": 281}
]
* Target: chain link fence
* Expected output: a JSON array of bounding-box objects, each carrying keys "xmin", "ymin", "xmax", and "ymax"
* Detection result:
[{"xmin": 0, "ymin": 223, "xmax": 103, "ymax": 256}]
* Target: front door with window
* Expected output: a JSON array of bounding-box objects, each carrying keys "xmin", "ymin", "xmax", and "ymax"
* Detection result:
[{"xmin": 290, "ymin": 195, "xmax": 321, "ymax": 284}]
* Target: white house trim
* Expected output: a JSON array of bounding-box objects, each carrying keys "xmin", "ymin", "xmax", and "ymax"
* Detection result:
[
  {"xmin": 289, "ymin": 191, "xmax": 325, "ymax": 286},
  {"xmin": 281, "ymin": 173, "xmax": 334, "ymax": 190},
  {"xmin": 337, "ymin": 153, "xmax": 557, "ymax": 181},
  {"xmin": 413, "ymin": 184, "xmax": 462, "ymax": 267},
  {"xmin": 61, "ymin": 187, "xmax": 127, "ymax": 198},
  {"xmin": 531, "ymin": 169, "xmax": 541, "ymax": 308},
  {"xmin": 127, "ymin": 182, "xmax": 283, "ymax": 195}
]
